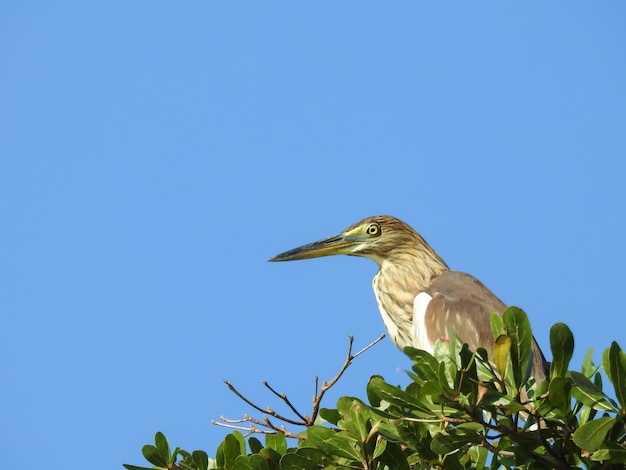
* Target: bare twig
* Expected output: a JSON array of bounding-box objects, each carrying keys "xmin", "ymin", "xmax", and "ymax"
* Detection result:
[
  {"xmin": 222, "ymin": 381, "xmax": 268, "ymax": 415},
  {"xmin": 223, "ymin": 381, "xmax": 303, "ymax": 426},
  {"xmin": 214, "ymin": 334, "xmax": 385, "ymax": 437},
  {"xmin": 263, "ymin": 381, "xmax": 308, "ymax": 423},
  {"xmin": 211, "ymin": 416, "xmax": 303, "ymax": 439},
  {"xmin": 309, "ymin": 334, "xmax": 386, "ymax": 423}
]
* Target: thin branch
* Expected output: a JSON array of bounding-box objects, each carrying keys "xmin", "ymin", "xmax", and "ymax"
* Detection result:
[
  {"xmin": 276, "ymin": 426, "xmax": 304, "ymax": 440},
  {"xmin": 401, "ymin": 416, "xmax": 471, "ymax": 424},
  {"xmin": 309, "ymin": 334, "xmax": 386, "ymax": 423},
  {"xmin": 223, "ymin": 380, "xmax": 269, "ymax": 415},
  {"xmin": 353, "ymin": 334, "xmax": 386, "ymax": 358},
  {"xmin": 211, "ymin": 421, "xmax": 254, "ymax": 433},
  {"xmin": 480, "ymin": 438, "xmax": 516, "ymax": 457},
  {"xmin": 263, "ymin": 381, "xmax": 308, "ymax": 422},
  {"xmin": 223, "ymin": 381, "xmax": 304, "ymax": 425},
  {"xmin": 212, "ymin": 415, "xmax": 305, "ymax": 440},
  {"xmin": 216, "ymin": 334, "xmax": 385, "ymax": 436}
]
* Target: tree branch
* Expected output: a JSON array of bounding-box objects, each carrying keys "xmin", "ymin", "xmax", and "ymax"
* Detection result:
[{"xmin": 214, "ymin": 334, "xmax": 385, "ymax": 436}]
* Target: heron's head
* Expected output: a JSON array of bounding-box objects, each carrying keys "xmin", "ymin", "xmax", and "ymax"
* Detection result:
[{"xmin": 269, "ymin": 215, "xmax": 427, "ymax": 267}]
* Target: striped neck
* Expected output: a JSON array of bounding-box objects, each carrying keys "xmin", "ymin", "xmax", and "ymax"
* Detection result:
[{"xmin": 372, "ymin": 246, "xmax": 448, "ymax": 349}]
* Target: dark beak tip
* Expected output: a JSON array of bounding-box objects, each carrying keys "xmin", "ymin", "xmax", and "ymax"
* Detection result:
[{"xmin": 268, "ymin": 253, "xmax": 290, "ymax": 262}]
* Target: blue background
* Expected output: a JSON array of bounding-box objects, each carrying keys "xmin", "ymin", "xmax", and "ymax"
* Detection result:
[{"xmin": 2, "ymin": 2, "xmax": 625, "ymax": 469}]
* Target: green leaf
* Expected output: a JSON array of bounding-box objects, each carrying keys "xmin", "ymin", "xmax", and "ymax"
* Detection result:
[
  {"xmin": 475, "ymin": 347, "xmax": 493, "ymax": 382},
  {"xmin": 232, "ymin": 431, "xmax": 247, "ymax": 455},
  {"xmin": 280, "ymin": 450, "xmax": 324, "ymax": 470},
  {"xmin": 395, "ymin": 422, "xmax": 438, "ymax": 462},
  {"xmin": 590, "ymin": 442, "xmax": 626, "ymax": 463},
  {"xmin": 366, "ymin": 374, "xmax": 385, "ymax": 407},
  {"xmin": 215, "ymin": 441, "xmax": 225, "ymax": 469},
  {"xmin": 366, "ymin": 376, "xmax": 435, "ymax": 417},
  {"xmin": 577, "ymin": 402, "xmax": 596, "ymax": 427},
  {"xmin": 457, "ymin": 344, "xmax": 478, "ymax": 400},
  {"xmin": 570, "ymin": 371, "xmax": 617, "ymax": 412},
  {"xmin": 318, "ymin": 407, "xmax": 340, "ymax": 425},
  {"xmin": 500, "ymin": 400, "xmax": 527, "ymax": 416},
  {"xmin": 581, "ymin": 347, "xmax": 596, "ymax": 378},
  {"xmin": 290, "ymin": 447, "xmax": 325, "ymax": 464},
  {"xmin": 437, "ymin": 359, "xmax": 454, "ymax": 392},
  {"xmin": 431, "ymin": 431, "xmax": 480, "ymax": 455},
  {"xmin": 376, "ymin": 421, "xmax": 403, "ymax": 443},
  {"xmin": 404, "ymin": 347, "xmax": 440, "ymax": 382},
  {"xmin": 123, "ymin": 465, "xmax": 155, "ymax": 470},
  {"xmin": 572, "ymin": 416, "xmax": 616, "ymax": 451},
  {"xmin": 142, "ymin": 445, "xmax": 167, "ymax": 467},
  {"xmin": 455, "ymin": 422, "xmax": 484, "ymax": 433},
  {"xmin": 248, "ymin": 437, "xmax": 263, "ymax": 455},
  {"xmin": 476, "ymin": 347, "xmax": 489, "ymax": 362},
  {"xmin": 265, "ymin": 432, "xmax": 287, "ymax": 454},
  {"xmin": 602, "ymin": 341, "xmax": 626, "ymax": 411},
  {"xmin": 192, "ymin": 451, "xmax": 210, "ymax": 470},
  {"xmin": 502, "ymin": 307, "xmax": 533, "ymax": 388},
  {"xmin": 421, "ymin": 380, "xmax": 443, "ymax": 396},
  {"xmin": 154, "ymin": 432, "xmax": 170, "ymax": 461},
  {"xmin": 379, "ymin": 441, "xmax": 410, "ymax": 470},
  {"xmin": 234, "ymin": 455, "xmax": 252, "ymax": 470},
  {"xmin": 372, "ymin": 436, "xmax": 387, "ymax": 459},
  {"xmin": 248, "ymin": 454, "xmax": 270, "ymax": 470},
  {"xmin": 433, "ymin": 333, "xmax": 455, "ymax": 362},
  {"xmin": 259, "ymin": 448, "xmax": 282, "ymax": 467},
  {"xmin": 549, "ymin": 323, "xmax": 574, "ymax": 379},
  {"xmin": 337, "ymin": 397, "xmax": 370, "ymax": 441},
  {"xmin": 171, "ymin": 447, "xmax": 185, "ymax": 466},
  {"xmin": 548, "ymin": 376, "xmax": 571, "ymax": 416},
  {"xmin": 593, "ymin": 367, "xmax": 604, "ymax": 390},
  {"xmin": 442, "ymin": 453, "xmax": 464, "ymax": 470},
  {"xmin": 305, "ymin": 425, "xmax": 362, "ymax": 462},
  {"xmin": 494, "ymin": 334, "xmax": 511, "ymax": 379},
  {"xmin": 223, "ymin": 434, "xmax": 244, "ymax": 469},
  {"xmin": 490, "ymin": 313, "xmax": 505, "ymax": 339},
  {"xmin": 466, "ymin": 445, "xmax": 488, "ymax": 470}
]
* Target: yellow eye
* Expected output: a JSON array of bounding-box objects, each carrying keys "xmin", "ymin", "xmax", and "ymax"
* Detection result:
[{"xmin": 366, "ymin": 223, "xmax": 381, "ymax": 237}]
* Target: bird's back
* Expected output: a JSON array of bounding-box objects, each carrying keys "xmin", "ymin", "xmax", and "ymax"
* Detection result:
[
  {"xmin": 425, "ymin": 271, "xmax": 506, "ymax": 351},
  {"xmin": 425, "ymin": 271, "xmax": 547, "ymax": 381}
]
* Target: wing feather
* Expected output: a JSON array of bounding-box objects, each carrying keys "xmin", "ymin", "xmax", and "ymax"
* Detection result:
[
  {"xmin": 424, "ymin": 271, "xmax": 504, "ymax": 352},
  {"xmin": 422, "ymin": 271, "xmax": 547, "ymax": 380}
]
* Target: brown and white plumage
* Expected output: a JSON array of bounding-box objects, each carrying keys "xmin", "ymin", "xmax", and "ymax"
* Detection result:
[{"xmin": 269, "ymin": 215, "xmax": 547, "ymax": 380}]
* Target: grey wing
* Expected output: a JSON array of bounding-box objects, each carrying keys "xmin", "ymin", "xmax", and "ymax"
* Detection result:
[
  {"xmin": 424, "ymin": 271, "xmax": 548, "ymax": 380},
  {"xmin": 424, "ymin": 271, "xmax": 505, "ymax": 354}
]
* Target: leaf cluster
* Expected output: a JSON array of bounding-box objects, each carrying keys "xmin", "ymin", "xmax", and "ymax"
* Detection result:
[
  {"xmin": 124, "ymin": 431, "xmax": 214, "ymax": 470},
  {"xmin": 125, "ymin": 308, "xmax": 626, "ymax": 469}
]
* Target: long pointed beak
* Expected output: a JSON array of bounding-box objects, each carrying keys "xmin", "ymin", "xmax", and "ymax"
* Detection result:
[{"xmin": 269, "ymin": 233, "xmax": 358, "ymax": 262}]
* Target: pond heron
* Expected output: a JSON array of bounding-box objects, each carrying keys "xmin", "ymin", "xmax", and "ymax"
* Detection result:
[{"xmin": 269, "ymin": 215, "xmax": 547, "ymax": 380}]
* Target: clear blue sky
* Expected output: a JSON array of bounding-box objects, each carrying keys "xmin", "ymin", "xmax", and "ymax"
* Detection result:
[{"xmin": 2, "ymin": 2, "xmax": 625, "ymax": 469}]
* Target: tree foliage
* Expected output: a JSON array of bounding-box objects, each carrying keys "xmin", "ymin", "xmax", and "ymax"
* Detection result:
[{"xmin": 125, "ymin": 308, "xmax": 626, "ymax": 469}]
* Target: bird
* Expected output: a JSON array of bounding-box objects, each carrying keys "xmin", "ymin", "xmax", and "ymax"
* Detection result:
[{"xmin": 269, "ymin": 215, "xmax": 547, "ymax": 381}]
